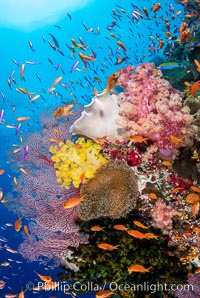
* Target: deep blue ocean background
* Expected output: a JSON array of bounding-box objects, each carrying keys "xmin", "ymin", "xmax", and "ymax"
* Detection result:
[{"xmin": 0, "ymin": 0, "xmax": 184, "ymax": 297}]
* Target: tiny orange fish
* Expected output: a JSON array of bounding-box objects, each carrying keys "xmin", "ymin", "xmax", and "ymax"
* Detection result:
[
  {"xmin": 151, "ymin": 3, "xmax": 161, "ymax": 12},
  {"xmin": 97, "ymin": 243, "xmax": 119, "ymax": 251},
  {"xmin": 24, "ymin": 225, "xmax": 30, "ymax": 237},
  {"xmin": 18, "ymin": 290, "xmax": 25, "ymax": 298},
  {"xmin": 19, "ymin": 87, "xmax": 34, "ymax": 95},
  {"xmin": 20, "ymin": 63, "xmax": 25, "ymax": 80},
  {"xmin": 80, "ymin": 172, "xmax": 86, "ymax": 184},
  {"xmin": 171, "ymin": 187, "xmax": 184, "ymax": 193},
  {"xmin": 90, "ymin": 226, "xmax": 104, "ymax": 232},
  {"xmin": 34, "ymin": 271, "xmax": 52, "ymax": 283},
  {"xmin": 190, "ymin": 186, "xmax": 200, "ymax": 193},
  {"xmin": 170, "ymin": 135, "xmax": 184, "ymax": 144},
  {"xmin": 113, "ymin": 224, "xmax": 128, "ymax": 231},
  {"xmin": 195, "ymin": 268, "xmax": 200, "ymax": 274},
  {"xmin": 129, "ymin": 135, "xmax": 148, "ymax": 144},
  {"xmin": 128, "ymin": 264, "xmax": 151, "ymax": 273},
  {"xmin": 0, "ymin": 169, "xmax": 5, "ymax": 175},
  {"xmin": 162, "ymin": 161, "xmax": 172, "ymax": 167},
  {"xmin": 51, "ymin": 76, "xmax": 63, "ymax": 87},
  {"xmin": 6, "ymin": 248, "xmax": 18, "ymax": 254},
  {"xmin": 191, "ymin": 202, "xmax": 199, "ymax": 217},
  {"xmin": 144, "ymin": 232, "xmax": 158, "ymax": 240},
  {"xmin": 149, "ymin": 193, "xmax": 157, "ymax": 199},
  {"xmin": 133, "ymin": 221, "xmax": 149, "ymax": 229},
  {"xmin": 96, "ymin": 290, "xmax": 114, "ymax": 298},
  {"xmin": 48, "ymin": 138, "xmax": 63, "ymax": 143},
  {"xmin": 13, "ymin": 177, "xmax": 19, "ymax": 187},
  {"xmin": 94, "ymin": 87, "xmax": 98, "ymax": 96},
  {"xmin": 158, "ymin": 40, "xmax": 164, "ymax": 50},
  {"xmin": 106, "ymin": 72, "xmax": 119, "ymax": 94},
  {"xmin": 127, "ymin": 230, "xmax": 146, "ymax": 239},
  {"xmin": 20, "ymin": 167, "xmax": 31, "ymax": 176},
  {"xmin": 117, "ymin": 41, "xmax": 127, "ymax": 52},
  {"xmin": 16, "ymin": 117, "xmax": 30, "ymax": 122},
  {"xmin": 194, "ymin": 59, "xmax": 200, "ymax": 72},
  {"xmin": 14, "ymin": 217, "xmax": 22, "ymax": 232},
  {"xmin": 53, "ymin": 104, "xmax": 73, "ymax": 118},
  {"xmin": 63, "ymin": 197, "xmax": 84, "ymax": 209}
]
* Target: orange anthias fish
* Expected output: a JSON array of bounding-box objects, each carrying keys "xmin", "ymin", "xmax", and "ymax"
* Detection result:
[
  {"xmin": 24, "ymin": 225, "xmax": 30, "ymax": 237},
  {"xmin": 185, "ymin": 81, "xmax": 200, "ymax": 99},
  {"xmin": 127, "ymin": 230, "xmax": 146, "ymax": 239},
  {"xmin": 170, "ymin": 135, "xmax": 184, "ymax": 145},
  {"xmin": 63, "ymin": 197, "xmax": 84, "ymax": 209},
  {"xmin": 6, "ymin": 248, "xmax": 18, "ymax": 254},
  {"xmin": 34, "ymin": 271, "xmax": 52, "ymax": 283},
  {"xmin": 133, "ymin": 221, "xmax": 149, "ymax": 229},
  {"xmin": 113, "ymin": 224, "xmax": 128, "ymax": 231},
  {"xmin": 162, "ymin": 161, "xmax": 172, "ymax": 167},
  {"xmin": 191, "ymin": 202, "xmax": 199, "ymax": 217},
  {"xmin": 97, "ymin": 243, "xmax": 119, "ymax": 251},
  {"xmin": 128, "ymin": 264, "xmax": 151, "ymax": 273},
  {"xmin": 53, "ymin": 104, "xmax": 73, "ymax": 118},
  {"xmin": 190, "ymin": 186, "xmax": 200, "ymax": 193},
  {"xmin": 96, "ymin": 290, "xmax": 114, "ymax": 298},
  {"xmin": 144, "ymin": 232, "xmax": 158, "ymax": 240},
  {"xmin": 16, "ymin": 117, "xmax": 30, "ymax": 122},
  {"xmin": 90, "ymin": 226, "xmax": 104, "ymax": 232},
  {"xmin": 51, "ymin": 76, "xmax": 63, "ymax": 87},
  {"xmin": 14, "ymin": 217, "xmax": 22, "ymax": 232},
  {"xmin": 18, "ymin": 290, "xmax": 25, "ymax": 298},
  {"xmin": 149, "ymin": 193, "xmax": 158, "ymax": 199},
  {"xmin": 151, "ymin": 3, "xmax": 161, "ymax": 12},
  {"xmin": 106, "ymin": 72, "xmax": 119, "ymax": 94},
  {"xmin": 194, "ymin": 59, "xmax": 200, "ymax": 72},
  {"xmin": 19, "ymin": 87, "xmax": 34, "ymax": 95},
  {"xmin": 117, "ymin": 41, "xmax": 127, "ymax": 52},
  {"xmin": 129, "ymin": 135, "xmax": 148, "ymax": 144},
  {"xmin": 0, "ymin": 169, "xmax": 5, "ymax": 175}
]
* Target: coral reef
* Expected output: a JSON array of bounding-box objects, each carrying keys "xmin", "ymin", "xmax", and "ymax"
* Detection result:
[
  {"xmin": 70, "ymin": 92, "xmax": 123, "ymax": 141},
  {"xmin": 59, "ymin": 213, "xmax": 188, "ymax": 298},
  {"xmin": 78, "ymin": 160, "xmax": 139, "ymax": 220},
  {"xmin": 117, "ymin": 63, "xmax": 197, "ymax": 158},
  {"xmin": 50, "ymin": 137, "xmax": 108, "ymax": 189}
]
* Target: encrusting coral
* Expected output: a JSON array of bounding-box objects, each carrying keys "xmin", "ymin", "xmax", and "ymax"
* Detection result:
[
  {"xmin": 78, "ymin": 160, "xmax": 139, "ymax": 220},
  {"xmin": 50, "ymin": 137, "xmax": 108, "ymax": 189}
]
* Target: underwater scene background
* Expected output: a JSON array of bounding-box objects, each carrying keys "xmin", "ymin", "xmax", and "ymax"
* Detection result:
[{"xmin": 0, "ymin": 0, "xmax": 200, "ymax": 297}]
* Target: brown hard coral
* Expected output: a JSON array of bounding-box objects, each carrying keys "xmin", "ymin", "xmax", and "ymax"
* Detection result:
[{"xmin": 78, "ymin": 160, "xmax": 139, "ymax": 220}]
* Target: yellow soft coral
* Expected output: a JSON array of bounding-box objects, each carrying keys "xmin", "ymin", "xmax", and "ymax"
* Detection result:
[{"xmin": 49, "ymin": 138, "xmax": 108, "ymax": 189}]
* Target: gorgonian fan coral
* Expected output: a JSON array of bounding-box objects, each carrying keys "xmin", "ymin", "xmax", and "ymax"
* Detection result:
[
  {"xmin": 50, "ymin": 137, "xmax": 108, "ymax": 189},
  {"xmin": 8, "ymin": 110, "xmax": 89, "ymax": 266},
  {"xmin": 117, "ymin": 63, "xmax": 198, "ymax": 158},
  {"xmin": 78, "ymin": 160, "xmax": 138, "ymax": 220}
]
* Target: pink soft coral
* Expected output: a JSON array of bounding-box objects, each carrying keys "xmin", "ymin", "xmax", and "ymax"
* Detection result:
[
  {"xmin": 118, "ymin": 63, "xmax": 197, "ymax": 158},
  {"xmin": 152, "ymin": 199, "xmax": 178, "ymax": 234}
]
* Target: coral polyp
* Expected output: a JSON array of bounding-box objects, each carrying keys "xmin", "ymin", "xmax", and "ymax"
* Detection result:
[{"xmin": 50, "ymin": 137, "xmax": 108, "ymax": 189}]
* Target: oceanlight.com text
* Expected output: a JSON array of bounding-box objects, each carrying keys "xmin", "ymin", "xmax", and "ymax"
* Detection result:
[{"xmin": 26, "ymin": 281, "xmax": 193, "ymax": 294}]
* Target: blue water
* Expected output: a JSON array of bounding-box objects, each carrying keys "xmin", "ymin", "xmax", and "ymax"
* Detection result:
[{"xmin": 0, "ymin": 0, "xmax": 184, "ymax": 297}]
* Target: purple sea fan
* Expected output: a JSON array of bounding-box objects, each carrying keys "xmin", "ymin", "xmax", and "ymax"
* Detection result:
[
  {"xmin": 152, "ymin": 199, "xmax": 178, "ymax": 234},
  {"xmin": 8, "ymin": 109, "xmax": 88, "ymax": 266},
  {"xmin": 172, "ymin": 273, "xmax": 200, "ymax": 298}
]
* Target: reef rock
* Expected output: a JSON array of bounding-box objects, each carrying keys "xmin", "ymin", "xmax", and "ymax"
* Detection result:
[{"xmin": 70, "ymin": 92, "xmax": 123, "ymax": 141}]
